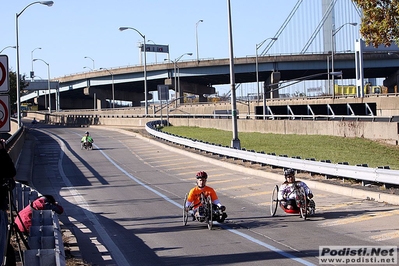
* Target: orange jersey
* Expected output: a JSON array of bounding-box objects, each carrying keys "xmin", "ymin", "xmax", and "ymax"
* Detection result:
[{"xmin": 187, "ymin": 186, "xmax": 218, "ymax": 208}]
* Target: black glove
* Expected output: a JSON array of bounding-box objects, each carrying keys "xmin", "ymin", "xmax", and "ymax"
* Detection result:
[
  {"xmin": 308, "ymin": 193, "xmax": 313, "ymax": 199},
  {"xmin": 219, "ymin": 205, "xmax": 226, "ymax": 212}
]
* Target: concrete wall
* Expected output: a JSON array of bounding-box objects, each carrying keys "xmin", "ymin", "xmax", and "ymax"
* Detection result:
[{"xmin": 25, "ymin": 95, "xmax": 399, "ymax": 145}]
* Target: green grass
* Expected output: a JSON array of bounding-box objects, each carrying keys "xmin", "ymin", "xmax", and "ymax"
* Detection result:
[{"xmin": 161, "ymin": 126, "xmax": 399, "ymax": 170}]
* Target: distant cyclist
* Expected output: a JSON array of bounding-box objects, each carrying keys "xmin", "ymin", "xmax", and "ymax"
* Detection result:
[
  {"xmin": 81, "ymin": 131, "xmax": 94, "ymax": 149},
  {"xmin": 185, "ymin": 171, "xmax": 227, "ymax": 222}
]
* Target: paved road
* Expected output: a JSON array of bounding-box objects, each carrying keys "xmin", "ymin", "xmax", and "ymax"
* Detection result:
[{"xmin": 18, "ymin": 122, "xmax": 399, "ymax": 266}]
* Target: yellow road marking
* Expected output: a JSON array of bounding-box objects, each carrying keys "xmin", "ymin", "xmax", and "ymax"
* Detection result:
[
  {"xmin": 216, "ymin": 183, "xmax": 263, "ymax": 191},
  {"xmin": 317, "ymin": 202, "xmax": 363, "ymax": 212},
  {"xmin": 319, "ymin": 209, "xmax": 399, "ymax": 227},
  {"xmin": 233, "ymin": 191, "xmax": 270, "ymax": 198},
  {"xmin": 370, "ymin": 231, "xmax": 399, "ymax": 241}
]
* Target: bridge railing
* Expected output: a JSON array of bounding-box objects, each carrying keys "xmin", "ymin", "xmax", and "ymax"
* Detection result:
[{"xmin": 145, "ymin": 120, "xmax": 399, "ymax": 190}]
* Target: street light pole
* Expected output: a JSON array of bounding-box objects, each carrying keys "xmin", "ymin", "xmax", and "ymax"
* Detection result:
[
  {"xmin": 196, "ymin": 19, "xmax": 203, "ymax": 63},
  {"xmin": 83, "ymin": 66, "xmax": 93, "ymax": 71},
  {"xmin": 175, "ymin": 53, "xmax": 192, "ymax": 108},
  {"xmin": 119, "ymin": 26, "xmax": 148, "ymax": 116},
  {"xmin": 0, "ymin": 46, "xmax": 16, "ymax": 54},
  {"xmin": 227, "ymin": 0, "xmax": 240, "ymax": 149},
  {"xmin": 331, "ymin": 22, "xmax": 357, "ymax": 97},
  {"xmin": 31, "ymin": 47, "xmax": 41, "ymax": 80},
  {"xmin": 255, "ymin": 37, "xmax": 277, "ymax": 103},
  {"xmin": 33, "ymin": 58, "xmax": 51, "ymax": 113},
  {"xmin": 148, "ymin": 40, "xmax": 157, "ymax": 63},
  {"xmin": 84, "ymin": 56, "xmax": 95, "ymax": 70},
  {"xmin": 16, "ymin": 1, "xmax": 54, "ymax": 128},
  {"xmin": 100, "ymin": 68, "xmax": 115, "ymax": 108}
]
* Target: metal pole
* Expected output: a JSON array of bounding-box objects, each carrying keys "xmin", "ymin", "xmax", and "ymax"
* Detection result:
[
  {"xmin": 255, "ymin": 37, "xmax": 277, "ymax": 104},
  {"xmin": 196, "ymin": 20, "xmax": 203, "ymax": 62},
  {"xmin": 174, "ymin": 61, "xmax": 177, "ymax": 108},
  {"xmin": 15, "ymin": 1, "xmax": 54, "ymax": 127},
  {"xmin": 15, "ymin": 13, "xmax": 21, "ymax": 127},
  {"xmin": 31, "ymin": 47, "xmax": 41, "ymax": 81},
  {"xmin": 148, "ymin": 40, "xmax": 157, "ymax": 63},
  {"xmin": 327, "ymin": 55, "xmax": 330, "ymax": 94},
  {"xmin": 331, "ymin": 28, "xmax": 335, "ymax": 98},
  {"xmin": 263, "ymin": 82, "xmax": 267, "ymax": 120},
  {"xmin": 112, "ymin": 74, "xmax": 115, "ymax": 108},
  {"xmin": 227, "ymin": 0, "xmax": 240, "ymax": 149},
  {"xmin": 143, "ymin": 36, "xmax": 148, "ymax": 116},
  {"xmin": 255, "ymin": 44, "xmax": 259, "ymax": 103},
  {"xmin": 100, "ymin": 68, "xmax": 115, "ymax": 108},
  {"xmin": 47, "ymin": 62, "xmax": 51, "ymax": 113},
  {"xmin": 84, "ymin": 56, "xmax": 95, "ymax": 70}
]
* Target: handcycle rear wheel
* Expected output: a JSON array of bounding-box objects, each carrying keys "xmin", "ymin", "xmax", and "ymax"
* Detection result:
[
  {"xmin": 297, "ymin": 187, "xmax": 307, "ymax": 220},
  {"xmin": 270, "ymin": 185, "xmax": 279, "ymax": 216},
  {"xmin": 183, "ymin": 193, "xmax": 189, "ymax": 226}
]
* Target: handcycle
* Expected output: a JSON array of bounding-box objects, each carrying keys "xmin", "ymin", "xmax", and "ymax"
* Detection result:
[
  {"xmin": 270, "ymin": 184, "xmax": 312, "ymax": 220},
  {"xmin": 81, "ymin": 141, "xmax": 93, "ymax": 150},
  {"xmin": 182, "ymin": 193, "xmax": 226, "ymax": 230}
]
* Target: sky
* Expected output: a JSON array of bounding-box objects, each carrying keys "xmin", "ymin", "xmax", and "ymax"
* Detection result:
[{"xmin": 1, "ymin": 1, "xmax": 361, "ymax": 96}]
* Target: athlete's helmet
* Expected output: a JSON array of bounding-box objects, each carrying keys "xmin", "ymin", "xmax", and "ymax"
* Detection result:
[
  {"xmin": 85, "ymin": 131, "xmax": 89, "ymax": 134},
  {"xmin": 196, "ymin": 171, "xmax": 208, "ymax": 179},
  {"xmin": 284, "ymin": 168, "xmax": 295, "ymax": 177}
]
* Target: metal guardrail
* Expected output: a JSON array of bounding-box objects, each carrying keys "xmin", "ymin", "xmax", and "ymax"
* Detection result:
[
  {"xmin": 12, "ymin": 183, "xmax": 65, "ymax": 266},
  {"xmin": 145, "ymin": 120, "xmax": 399, "ymax": 187}
]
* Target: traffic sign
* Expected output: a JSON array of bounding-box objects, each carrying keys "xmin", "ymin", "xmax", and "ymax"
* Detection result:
[
  {"xmin": 0, "ymin": 96, "xmax": 10, "ymax": 132},
  {"xmin": 141, "ymin": 44, "xmax": 169, "ymax": 53},
  {"xmin": 157, "ymin": 85, "xmax": 169, "ymax": 101},
  {"xmin": 0, "ymin": 55, "xmax": 9, "ymax": 93}
]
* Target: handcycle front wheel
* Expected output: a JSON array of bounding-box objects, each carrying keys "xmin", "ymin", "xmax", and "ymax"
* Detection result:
[
  {"xmin": 297, "ymin": 187, "xmax": 307, "ymax": 220},
  {"xmin": 270, "ymin": 185, "xmax": 279, "ymax": 217},
  {"xmin": 206, "ymin": 195, "xmax": 213, "ymax": 230},
  {"xmin": 183, "ymin": 193, "xmax": 189, "ymax": 226}
]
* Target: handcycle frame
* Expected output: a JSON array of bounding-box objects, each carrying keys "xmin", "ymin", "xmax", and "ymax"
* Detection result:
[
  {"xmin": 183, "ymin": 193, "xmax": 215, "ymax": 230},
  {"xmin": 270, "ymin": 184, "xmax": 308, "ymax": 220},
  {"xmin": 81, "ymin": 141, "xmax": 93, "ymax": 150}
]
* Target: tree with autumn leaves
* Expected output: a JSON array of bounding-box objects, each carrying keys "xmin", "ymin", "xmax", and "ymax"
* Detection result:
[{"xmin": 352, "ymin": 0, "xmax": 399, "ymax": 47}]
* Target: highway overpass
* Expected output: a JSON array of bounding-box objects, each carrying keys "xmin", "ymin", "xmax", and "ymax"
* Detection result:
[{"xmin": 21, "ymin": 52, "xmax": 399, "ymax": 110}]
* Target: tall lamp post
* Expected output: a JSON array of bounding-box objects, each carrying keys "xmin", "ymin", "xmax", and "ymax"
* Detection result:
[
  {"xmin": 147, "ymin": 40, "xmax": 157, "ymax": 63},
  {"xmin": 100, "ymin": 67, "xmax": 115, "ymax": 108},
  {"xmin": 0, "ymin": 46, "xmax": 16, "ymax": 53},
  {"xmin": 119, "ymin": 26, "xmax": 148, "ymax": 116},
  {"xmin": 33, "ymin": 58, "xmax": 51, "ymax": 113},
  {"xmin": 331, "ymin": 22, "xmax": 357, "ymax": 97},
  {"xmin": 16, "ymin": 1, "xmax": 54, "ymax": 128},
  {"xmin": 31, "ymin": 47, "xmax": 41, "ymax": 80},
  {"xmin": 84, "ymin": 56, "xmax": 95, "ymax": 70},
  {"xmin": 83, "ymin": 66, "xmax": 93, "ymax": 71},
  {"xmin": 227, "ymin": 0, "xmax": 240, "ymax": 149},
  {"xmin": 196, "ymin": 19, "xmax": 203, "ymax": 62},
  {"xmin": 175, "ymin": 53, "xmax": 192, "ymax": 107},
  {"xmin": 255, "ymin": 37, "xmax": 277, "ymax": 103}
]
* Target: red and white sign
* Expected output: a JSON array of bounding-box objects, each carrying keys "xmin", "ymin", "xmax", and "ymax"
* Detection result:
[
  {"xmin": 0, "ymin": 96, "xmax": 10, "ymax": 132},
  {"xmin": 0, "ymin": 55, "xmax": 9, "ymax": 93}
]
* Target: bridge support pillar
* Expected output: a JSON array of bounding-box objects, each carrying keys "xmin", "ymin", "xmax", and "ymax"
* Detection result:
[
  {"xmin": 179, "ymin": 81, "xmax": 215, "ymax": 103},
  {"xmin": 383, "ymin": 70, "xmax": 399, "ymax": 93}
]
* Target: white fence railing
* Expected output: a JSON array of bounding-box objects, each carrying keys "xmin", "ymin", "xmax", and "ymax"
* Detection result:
[{"xmin": 146, "ymin": 120, "xmax": 399, "ymax": 187}]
